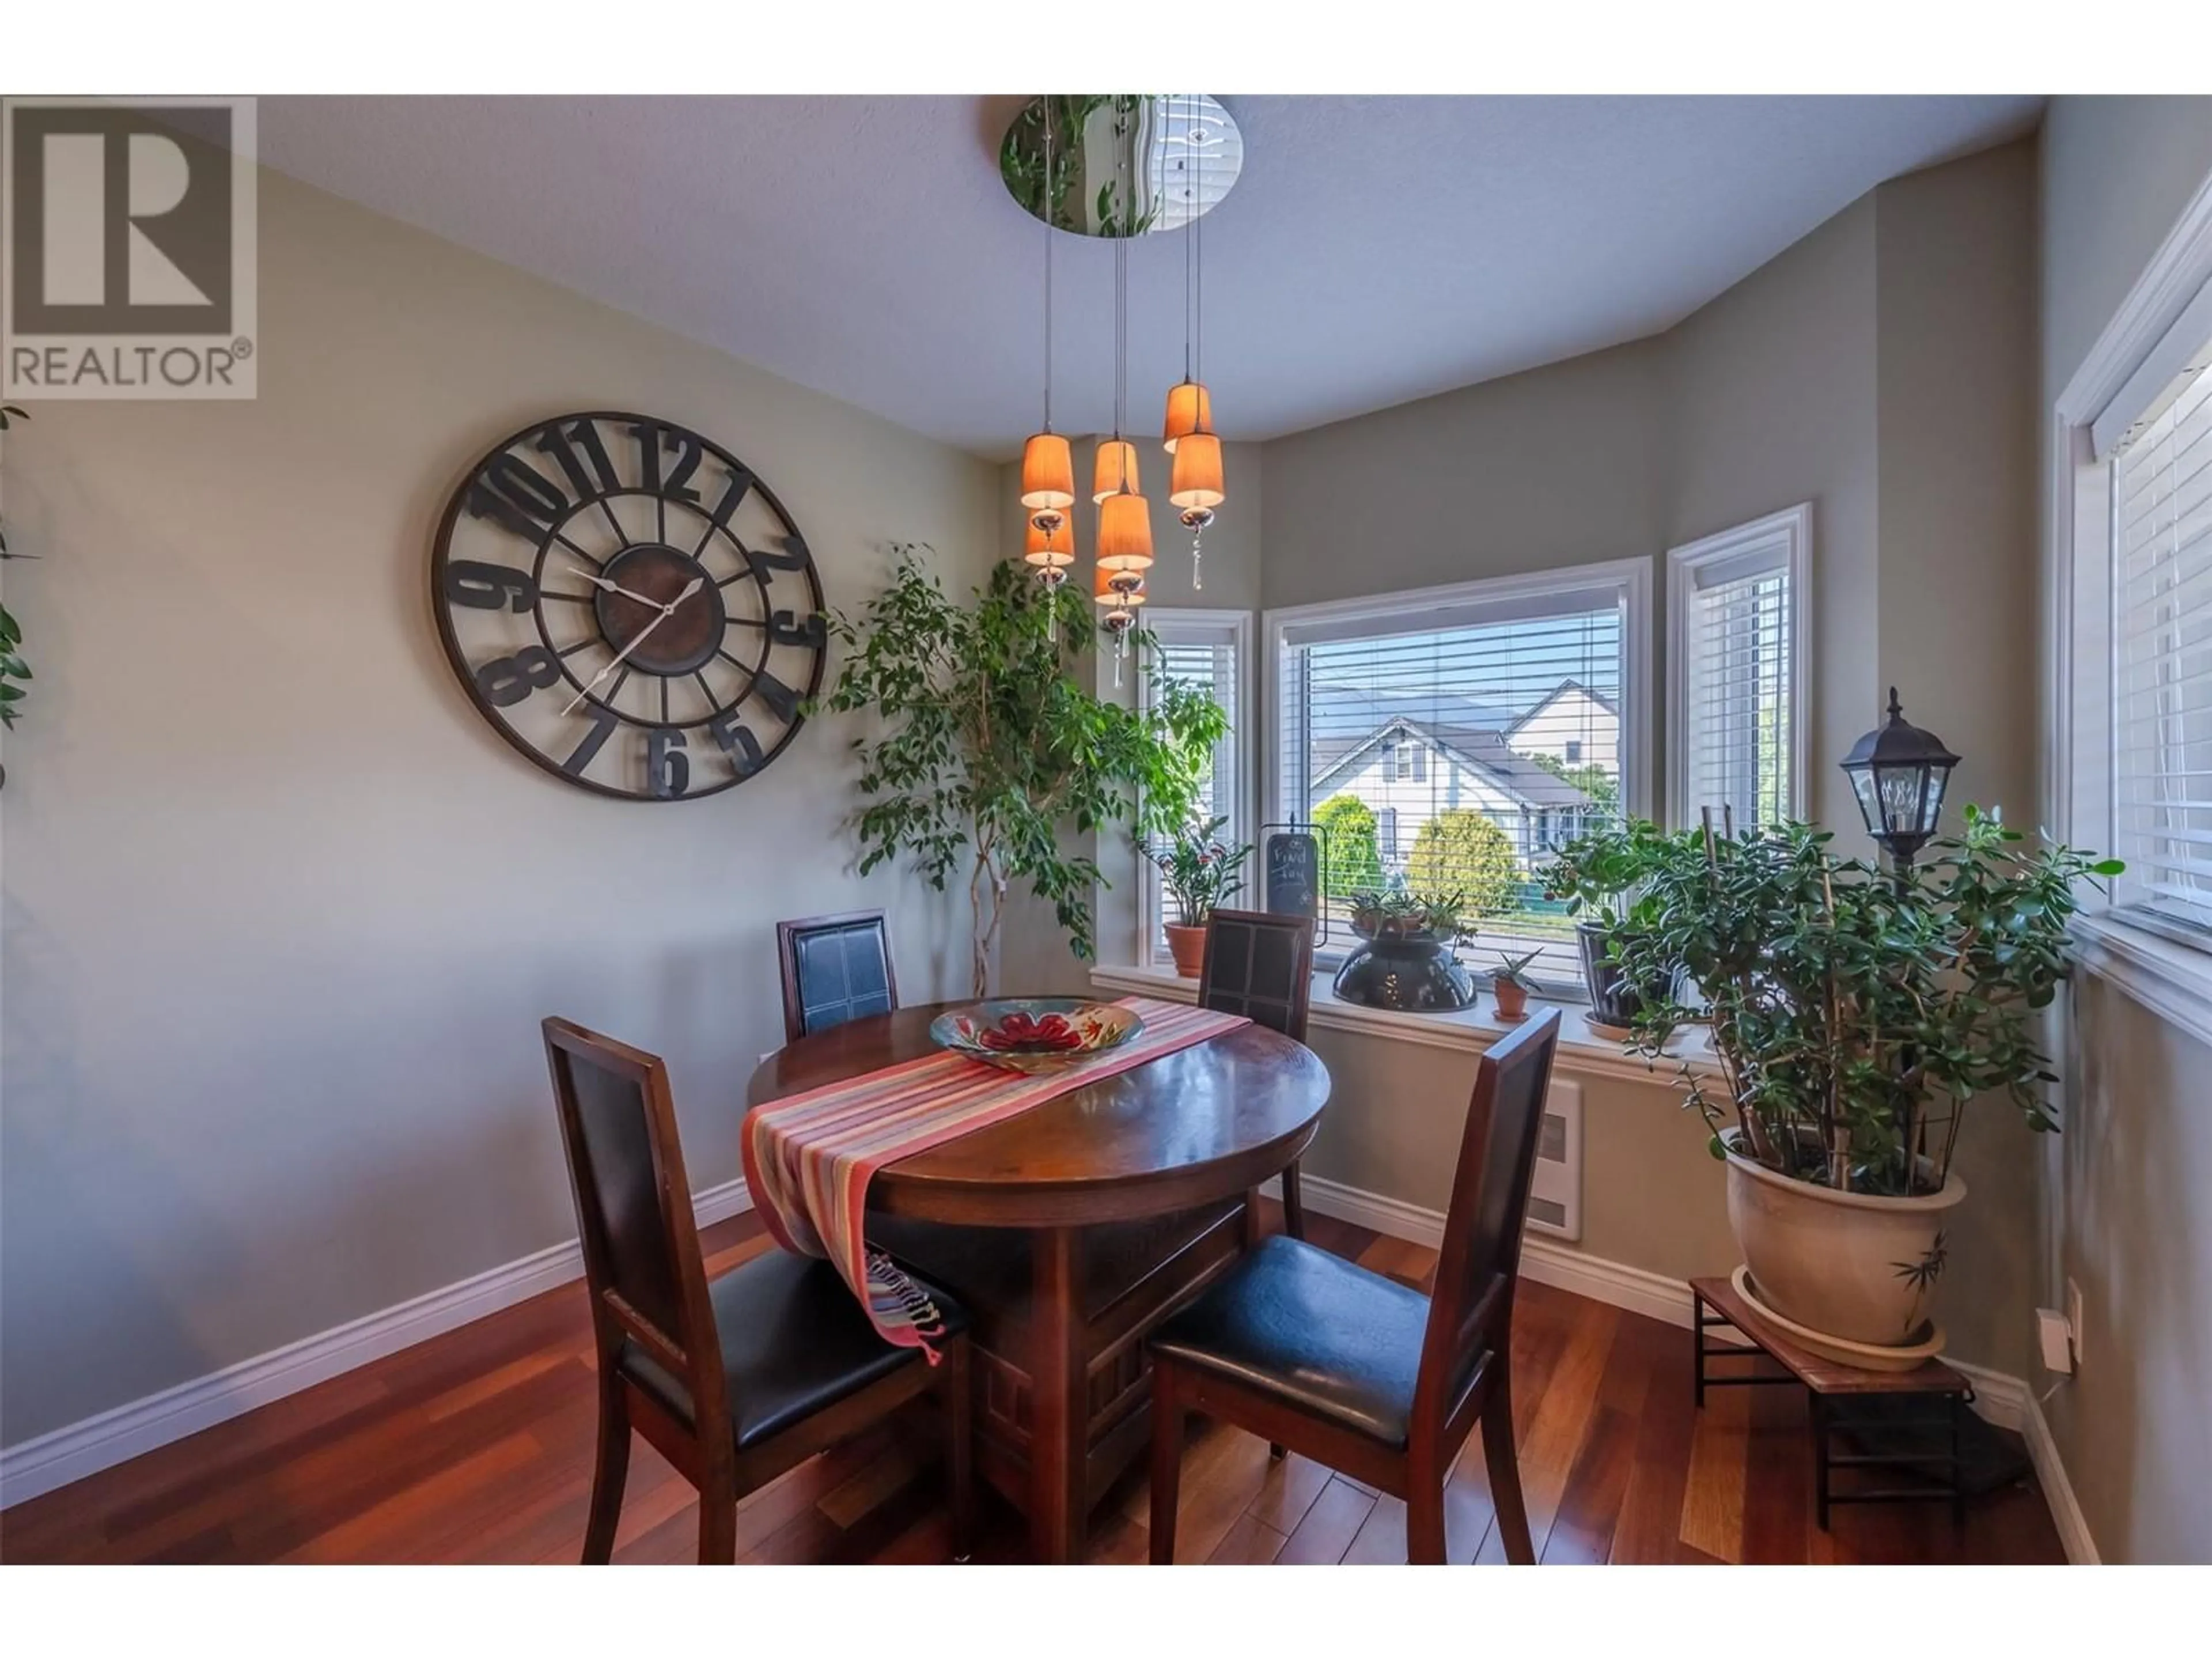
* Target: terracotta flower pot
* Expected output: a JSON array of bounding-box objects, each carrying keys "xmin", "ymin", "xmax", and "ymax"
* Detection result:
[
  {"xmin": 1722, "ymin": 1135, "xmax": 1967, "ymax": 1349},
  {"xmin": 1493, "ymin": 978, "xmax": 1529, "ymax": 1021},
  {"xmin": 1165, "ymin": 923, "xmax": 1209, "ymax": 979}
]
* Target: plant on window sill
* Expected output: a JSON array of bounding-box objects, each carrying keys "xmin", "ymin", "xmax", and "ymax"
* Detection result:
[
  {"xmin": 819, "ymin": 547, "xmax": 1228, "ymax": 998},
  {"xmin": 1145, "ymin": 814, "xmax": 1251, "ymax": 977}
]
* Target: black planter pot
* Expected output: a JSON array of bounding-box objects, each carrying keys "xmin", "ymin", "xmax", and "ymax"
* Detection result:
[
  {"xmin": 1577, "ymin": 920, "xmax": 1645, "ymax": 1027},
  {"xmin": 1332, "ymin": 934, "xmax": 1476, "ymax": 1013}
]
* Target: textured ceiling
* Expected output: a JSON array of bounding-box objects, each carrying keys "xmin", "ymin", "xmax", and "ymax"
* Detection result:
[{"xmin": 257, "ymin": 95, "xmax": 2041, "ymax": 458}]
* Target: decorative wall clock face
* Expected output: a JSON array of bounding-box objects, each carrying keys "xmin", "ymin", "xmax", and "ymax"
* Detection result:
[{"xmin": 431, "ymin": 412, "xmax": 827, "ymax": 802}]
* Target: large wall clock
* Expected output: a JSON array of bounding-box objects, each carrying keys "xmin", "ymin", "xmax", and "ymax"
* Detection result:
[{"xmin": 430, "ymin": 411, "xmax": 827, "ymax": 802}]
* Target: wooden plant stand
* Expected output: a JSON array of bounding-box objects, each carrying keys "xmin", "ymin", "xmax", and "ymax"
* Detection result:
[{"xmin": 1690, "ymin": 1275, "xmax": 1972, "ymax": 1534}]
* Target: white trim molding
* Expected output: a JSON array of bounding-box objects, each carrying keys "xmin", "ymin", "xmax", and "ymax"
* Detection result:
[
  {"xmin": 1135, "ymin": 607, "xmax": 1256, "ymax": 970},
  {"xmin": 1283, "ymin": 1170, "xmax": 2092, "ymax": 1562},
  {"xmin": 1091, "ymin": 961, "xmax": 1721, "ymax": 1089},
  {"xmin": 0, "ymin": 1177, "xmax": 755, "ymax": 1511},
  {"xmin": 1665, "ymin": 502, "xmax": 1812, "ymax": 832},
  {"xmin": 2048, "ymin": 159, "xmax": 2212, "ymax": 1019}
]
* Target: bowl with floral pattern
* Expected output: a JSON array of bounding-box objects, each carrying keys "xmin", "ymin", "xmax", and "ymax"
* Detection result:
[{"xmin": 929, "ymin": 999, "xmax": 1144, "ymax": 1074}]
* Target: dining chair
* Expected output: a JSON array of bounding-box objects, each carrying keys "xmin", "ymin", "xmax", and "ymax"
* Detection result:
[
  {"xmin": 1197, "ymin": 908, "xmax": 1316, "ymax": 1238},
  {"xmin": 543, "ymin": 1017, "xmax": 972, "ymax": 1564},
  {"xmin": 1145, "ymin": 1007, "xmax": 1563, "ymax": 1565},
  {"xmin": 776, "ymin": 909, "xmax": 899, "ymax": 1046}
]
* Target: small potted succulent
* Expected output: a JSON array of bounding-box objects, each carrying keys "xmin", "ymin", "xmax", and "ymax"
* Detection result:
[
  {"xmin": 1146, "ymin": 815, "xmax": 1252, "ymax": 977},
  {"xmin": 1334, "ymin": 884, "xmax": 1476, "ymax": 1012},
  {"xmin": 1540, "ymin": 818, "xmax": 1669, "ymax": 1030},
  {"xmin": 1490, "ymin": 948, "xmax": 1543, "ymax": 1022}
]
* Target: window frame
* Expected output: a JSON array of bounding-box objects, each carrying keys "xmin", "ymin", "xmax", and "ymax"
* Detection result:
[
  {"xmin": 1263, "ymin": 557, "xmax": 1655, "ymax": 994},
  {"xmin": 1664, "ymin": 502, "xmax": 1812, "ymax": 834},
  {"xmin": 1135, "ymin": 608, "xmax": 1254, "ymax": 971},
  {"xmin": 2050, "ymin": 161, "xmax": 2212, "ymax": 1048}
]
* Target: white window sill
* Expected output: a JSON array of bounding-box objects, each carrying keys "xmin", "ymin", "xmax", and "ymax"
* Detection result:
[
  {"xmin": 1089, "ymin": 962, "xmax": 1722, "ymax": 1089},
  {"xmin": 2072, "ymin": 912, "xmax": 2212, "ymax": 1050}
]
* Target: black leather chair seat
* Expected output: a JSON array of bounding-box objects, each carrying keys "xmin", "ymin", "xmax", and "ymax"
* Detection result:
[
  {"xmin": 620, "ymin": 1249, "xmax": 968, "ymax": 1450},
  {"xmin": 1149, "ymin": 1235, "xmax": 1430, "ymax": 1448}
]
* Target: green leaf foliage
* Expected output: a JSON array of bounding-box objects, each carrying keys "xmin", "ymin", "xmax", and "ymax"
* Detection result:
[
  {"xmin": 820, "ymin": 547, "xmax": 1229, "ymax": 995},
  {"xmin": 1312, "ymin": 793, "xmax": 1383, "ymax": 899},
  {"xmin": 1547, "ymin": 813, "xmax": 2120, "ymax": 1198},
  {"xmin": 1406, "ymin": 808, "xmax": 1520, "ymax": 922}
]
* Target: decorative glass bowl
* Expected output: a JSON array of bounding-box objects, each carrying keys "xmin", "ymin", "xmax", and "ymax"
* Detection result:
[{"xmin": 929, "ymin": 999, "xmax": 1144, "ymax": 1074}]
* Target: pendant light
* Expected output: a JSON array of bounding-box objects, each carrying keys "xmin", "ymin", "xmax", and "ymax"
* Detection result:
[
  {"xmin": 1162, "ymin": 92, "xmax": 1223, "ymax": 590},
  {"xmin": 1018, "ymin": 99, "xmax": 1075, "ymax": 620},
  {"xmin": 1094, "ymin": 115, "xmax": 1150, "ymax": 688}
]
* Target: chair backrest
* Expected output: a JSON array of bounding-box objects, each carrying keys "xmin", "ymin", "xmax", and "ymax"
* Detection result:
[
  {"xmin": 1412, "ymin": 1007, "xmax": 1563, "ymax": 1430},
  {"xmin": 776, "ymin": 909, "xmax": 898, "ymax": 1046},
  {"xmin": 1196, "ymin": 909, "xmax": 1315, "ymax": 1041},
  {"xmin": 542, "ymin": 1018, "xmax": 729, "ymax": 1437}
]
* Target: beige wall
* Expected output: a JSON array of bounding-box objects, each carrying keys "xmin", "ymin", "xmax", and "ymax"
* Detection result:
[
  {"xmin": 0, "ymin": 168, "xmax": 1001, "ymax": 1448},
  {"xmin": 2037, "ymin": 97, "xmax": 2212, "ymax": 1564},
  {"xmin": 1665, "ymin": 195, "xmax": 1878, "ymax": 844}
]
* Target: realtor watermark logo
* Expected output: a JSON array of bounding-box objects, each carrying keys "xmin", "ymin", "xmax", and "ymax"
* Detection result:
[{"xmin": 2, "ymin": 96, "xmax": 257, "ymax": 399}]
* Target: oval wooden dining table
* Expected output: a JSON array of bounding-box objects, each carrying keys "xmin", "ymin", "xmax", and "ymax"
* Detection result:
[{"xmin": 745, "ymin": 1001, "xmax": 1331, "ymax": 1564}]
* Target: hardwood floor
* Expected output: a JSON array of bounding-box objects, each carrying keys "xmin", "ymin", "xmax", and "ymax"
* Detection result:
[{"xmin": 0, "ymin": 1205, "xmax": 2065, "ymax": 1565}]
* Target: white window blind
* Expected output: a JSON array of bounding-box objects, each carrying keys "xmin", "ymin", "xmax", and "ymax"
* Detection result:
[
  {"xmin": 1668, "ymin": 506, "xmax": 1808, "ymax": 833},
  {"xmin": 1138, "ymin": 614, "xmax": 1246, "ymax": 964},
  {"xmin": 2111, "ymin": 339, "xmax": 2212, "ymax": 939},
  {"xmin": 1272, "ymin": 565, "xmax": 1644, "ymax": 990}
]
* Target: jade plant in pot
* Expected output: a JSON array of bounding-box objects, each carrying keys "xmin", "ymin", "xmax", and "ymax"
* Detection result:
[
  {"xmin": 1146, "ymin": 815, "xmax": 1252, "ymax": 978},
  {"xmin": 1593, "ymin": 808, "xmax": 2119, "ymax": 1361},
  {"xmin": 1335, "ymin": 885, "xmax": 1475, "ymax": 1012}
]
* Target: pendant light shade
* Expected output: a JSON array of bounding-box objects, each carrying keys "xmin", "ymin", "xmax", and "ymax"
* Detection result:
[
  {"xmin": 1020, "ymin": 432, "xmax": 1075, "ymax": 512},
  {"xmin": 1094, "ymin": 560, "xmax": 1146, "ymax": 605},
  {"xmin": 1096, "ymin": 490, "xmax": 1154, "ymax": 570},
  {"xmin": 1162, "ymin": 380, "xmax": 1213, "ymax": 452},
  {"xmin": 1092, "ymin": 439, "xmax": 1141, "ymax": 504},
  {"xmin": 1023, "ymin": 514, "xmax": 1075, "ymax": 569},
  {"xmin": 1169, "ymin": 432, "xmax": 1225, "ymax": 510}
]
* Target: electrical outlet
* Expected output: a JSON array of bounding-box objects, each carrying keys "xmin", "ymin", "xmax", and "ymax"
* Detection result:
[
  {"xmin": 2067, "ymin": 1278, "xmax": 2085, "ymax": 1363},
  {"xmin": 2036, "ymin": 1307, "xmax": 2074, "ymax": 1374}
]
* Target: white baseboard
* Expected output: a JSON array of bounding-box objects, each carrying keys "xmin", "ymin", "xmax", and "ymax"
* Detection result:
[
  {"xmin": 0, "ymin": 1176, "xmax": 754, "ymax": 1512},
  {"xmin": 1287, "ymin": 1170, "xmax": 2101, "ymax": 1559},
  {"xmin": 2019, "ymin": 1387, "xmax": 2101, "ymax": 1564}
]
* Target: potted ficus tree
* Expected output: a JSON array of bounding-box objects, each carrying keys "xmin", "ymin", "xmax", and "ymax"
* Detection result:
[
  {"xmin": 1566, "ymin": 808, "xmax": 2119, "ymax": 1361},
  {"xmin": 821, "ymin": 547, "xmax": 1228, "ymax": 998},
  {"xmin": 1146, "ymin": 815, "xmax": 1253, "ymax": 977}
]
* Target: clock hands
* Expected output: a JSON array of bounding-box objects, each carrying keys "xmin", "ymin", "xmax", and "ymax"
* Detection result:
[
  {"xmin": 565, "ymin": 563, "xmax": 664, "ymax": 611},
  {"xmin": 562, "ymin": 574, "xmax": 705, "ymax": 715}
]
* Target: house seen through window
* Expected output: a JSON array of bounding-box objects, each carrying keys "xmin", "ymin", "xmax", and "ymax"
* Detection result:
[{"xmin": 1273, "ymin": 566, "xmax": 1640, "ymax": 990}]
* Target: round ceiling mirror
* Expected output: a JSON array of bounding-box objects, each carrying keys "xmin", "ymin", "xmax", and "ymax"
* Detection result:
[{"xmin": 1001, "ymin": 94, "xmax": 1244, "ymax": 238}]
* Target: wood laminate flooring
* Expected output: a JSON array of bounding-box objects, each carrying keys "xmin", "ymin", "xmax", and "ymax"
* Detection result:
[{"xmin": 0, "ymin": 1205, "xmax": 2064, "ymax": 1565}]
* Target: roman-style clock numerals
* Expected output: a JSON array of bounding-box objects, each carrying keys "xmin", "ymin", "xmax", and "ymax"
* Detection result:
[{"xmin": 432, "ymin": 411, "xmax": 825, "ymax": 802}]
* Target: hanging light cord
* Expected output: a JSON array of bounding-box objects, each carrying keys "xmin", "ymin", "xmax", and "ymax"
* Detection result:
[{"xmin": 1043, "ymin": 100, "xmax": 1054, "ymax": 433}]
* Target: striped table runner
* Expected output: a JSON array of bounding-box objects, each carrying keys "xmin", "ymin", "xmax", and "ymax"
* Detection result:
[{"xmin": 740, "ymin": 995, "xmax": 1250, "ymax": 1360}]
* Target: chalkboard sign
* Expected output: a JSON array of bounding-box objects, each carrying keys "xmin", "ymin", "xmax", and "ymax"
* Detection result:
[{"xmin": 1263, "ymin": 828, "xmax": 1321, "ymax": 923}]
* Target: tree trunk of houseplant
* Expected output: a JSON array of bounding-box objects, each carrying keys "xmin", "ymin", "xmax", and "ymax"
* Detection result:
[{"xmin": 1165, "ymin": 923, "xmax": 1208, "ymax": 979}]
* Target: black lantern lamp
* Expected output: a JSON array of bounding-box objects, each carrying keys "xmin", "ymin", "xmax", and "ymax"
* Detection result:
[{"xmin": 1840, "ymin": 687, "xmax": 1960, "ymax": 884}]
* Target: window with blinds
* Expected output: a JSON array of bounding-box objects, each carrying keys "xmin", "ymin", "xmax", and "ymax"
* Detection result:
[
  {"xmin": 2109, "ymin": 338, "xmax": 2212, "ymax": 940},
  {"xmin": 1667, "ymin": 505, "xmax": 1808, "ymax": 834},
  {"xmin": 1271, "ymin": 563, "xmax": 1646, "ymax": 991},
  {"xmin": 1138, "ymin": 614, "xmax": 1246, "ymax": 965}
]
